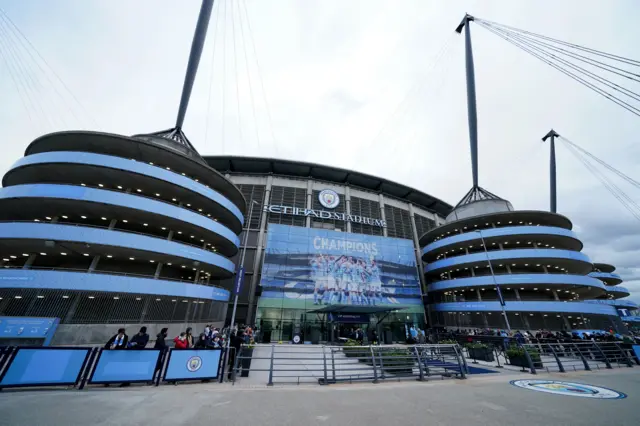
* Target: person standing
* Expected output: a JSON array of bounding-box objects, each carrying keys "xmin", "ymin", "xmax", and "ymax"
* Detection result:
[
  {"xmin": 174, "ymin": 332, "xmax": 188, "ymax": 349},
  {"xmin": 185, "ymin": 327, "xmax": 194, "ymax": 348},
  {"xmin": 154, "ymin": 328, "xmax": 169, "ymax": 349}
]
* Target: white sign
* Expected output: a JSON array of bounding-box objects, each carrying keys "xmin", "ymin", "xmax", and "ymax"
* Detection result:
[
  {"xmin": 264, "ymin": 205, "xmax": 386, "ymax": 227},
  {"xmin": 318, "ymin": 189, "xmax": 340, "ymax": 209},
  {"xmin": 511, "ymin": 380, "xmax": 626, "ymax": 399}
]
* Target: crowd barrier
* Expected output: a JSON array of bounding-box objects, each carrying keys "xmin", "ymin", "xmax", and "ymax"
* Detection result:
[{"xmin": 0, "ymin": 345, "xmax": 228, "ymax": 391}]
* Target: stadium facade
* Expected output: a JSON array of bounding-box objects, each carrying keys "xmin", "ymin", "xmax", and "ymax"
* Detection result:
[
  {"xmin": 206, "ymin": 155, "xmax": 450, "ymax": 343},
  {"xmin": 0, "ymin": 140, "xmax": 637, "ymax": 344},
  {"xmin": 0, "ymin": 130, "xmax": 244, "ymax": 344},
  {"xmin": 420, "ymin": 187, "xmax": 634, "ymax": 333}
]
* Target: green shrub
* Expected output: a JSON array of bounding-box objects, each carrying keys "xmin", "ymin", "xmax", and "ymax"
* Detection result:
[
  {"xmin": 342, "ymin": 339, "xmax": 365, "ymax": 358},
  {"xmin": 438, "ymin": 339, "xmax": 458, "ymax": 345},
  {"xmin": 465, "ymin": 342, "xmax": 489, "ymax": 349},
  {"xmin": 506, "ymin": 346, "xmax": 541, "ymax": 362}
]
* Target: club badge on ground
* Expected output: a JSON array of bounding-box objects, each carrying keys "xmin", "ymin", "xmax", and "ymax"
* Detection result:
[{"xmin": 510, "ymin": 380, "xmax": 626, "ymax": 399}]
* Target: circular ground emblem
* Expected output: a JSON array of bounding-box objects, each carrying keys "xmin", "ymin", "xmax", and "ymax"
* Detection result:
[{"xmin": 511, "ymin": 380, "xmax": 626, "ymax": 399}]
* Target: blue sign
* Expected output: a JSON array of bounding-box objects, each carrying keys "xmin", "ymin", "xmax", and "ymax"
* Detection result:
[
  {"xmin": 0, "ymin": 348, "xmax": 90, "ymax": 387},
  {"xmin": 0, "ymin": 317, "xmax": 59, "ymax": 345},
  {"xmin": 257, "ymin": 225, "xmax": 424, "ymax": 311},
  {"xmin": 235, "ymin": 267, "xmax": 245, "ymax": 295},
  {"xmin": 89, "ymin": 350, "xmax": 161, "ymax": 383},
  {"xmin": 328, "ymin": 313, "xmax": 369, "ymax": 323},
  {"xmin": 164, "ymin": 349, "xmax": 222, "ymax": 381},
  {"xmin": 621, "ymin": 316, "xmax": 640, "ymax": 322}
]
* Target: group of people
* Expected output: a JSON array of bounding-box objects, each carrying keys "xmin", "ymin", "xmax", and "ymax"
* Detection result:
[
  {"xmin": 172, "ymin": 325, "xmax": 225, "ymax": 349},
  {"xmin": 105, "ymin": 327, "xmax": 152, "ymax": 350},
  {"xmin": 406, "ymin": 326, "xmax": 427, "ymax": 344},
  {"xmin": 311, "ymin": 254, "xmax": 384, "ymax": 306},
  {"xmin": 439, "ymin": 327, "xmax": 640, "ymax": 344},
  {"xmin": 105, "ymin": 325, "xmax": 225, "ymax": 351}
]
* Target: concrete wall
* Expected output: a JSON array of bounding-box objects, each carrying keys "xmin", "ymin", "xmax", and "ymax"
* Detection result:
[{"xmin": 51, "ymin": 321, "xmax": 225, "ymax": 346}]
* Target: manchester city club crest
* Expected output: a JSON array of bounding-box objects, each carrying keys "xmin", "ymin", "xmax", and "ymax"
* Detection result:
[
  {"xmin": 186, "ymin": 356, "xmax": 203, "ymax": 372},
  {"xmin": 318, "ymin": 189, "xmax": 340, "ymax": 209},
  {"xmin": 510, "ymin": 380, "xmax": 626, "ymax": 399}
]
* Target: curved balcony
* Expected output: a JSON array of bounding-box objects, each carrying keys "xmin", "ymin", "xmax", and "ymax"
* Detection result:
[
  {"xmin": 422, "ymin": 226, "xmax": 581, "ymax": 261},
  {"xmin": 425, "ymin": 248, "xmax": 593, "ymax": 275},
  {"xmin": 420, "ymin": 210, "xmax": 573, "ymax": 247},
  {"xmin": 605, "ymin": 286, "xmax": 630, "ymax": 298},
  {"xmin": 4, "ymin": 151, "xmax": 244, "ymax": 233},
  {"xmin": 24, "ymin": 131, "xmax": 245, "ymax": 212},
  {"xmin": 0, "ymin": 222, "xmax": 234, "ymax": 276},
  {"xmin": 593, "ymin": 262, "xmax": 616, "ymax": 273},
  {"xmin": 0, "ymin": 269, "xmax": 229, "ymax": 301},
  {"xmin": 585, "ymin": 299, "xmax": 639, "ymax": 309},
  {"xmin": 431, "ymin": 300, "xmax": 618, "ymax": 316},
  {"xmin": 429, "ymin": 274, "xmax": 606, "ymax": 298},
  {"xmin": 0, "ymin": 184, "xmax": 239, "ymax": 256},
  {"xmin": 588, "ymin": 271, "xmax": 623, "ymax": 286}
]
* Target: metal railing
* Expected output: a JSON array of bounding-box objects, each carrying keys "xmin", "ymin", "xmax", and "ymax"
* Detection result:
[
  {"xmin": 230, "ymin": 344, "xmax": 466, "ymax": 386},
  {"xmin": 461, "ymin": 338, "xmax": 637, "ymax": 374}
]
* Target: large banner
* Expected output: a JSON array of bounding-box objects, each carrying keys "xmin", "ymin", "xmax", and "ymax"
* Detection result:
[{"xmin": 258, "ymin": 225, "xmax": 423, "ymax": 312}]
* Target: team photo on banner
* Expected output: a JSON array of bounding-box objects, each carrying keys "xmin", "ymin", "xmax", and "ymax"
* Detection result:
[{"xmin": 257, "ymin": 225, "xmax": 423, "ymax": 312}]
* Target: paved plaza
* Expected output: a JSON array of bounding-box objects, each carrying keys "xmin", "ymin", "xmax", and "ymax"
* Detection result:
[{"xmin": 0, "ymin": 368, "xmax": 639, "ymax": 426}]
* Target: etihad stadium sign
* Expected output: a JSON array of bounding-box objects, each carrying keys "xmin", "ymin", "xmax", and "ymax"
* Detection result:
[{"xmin": 264, "ymin": 205, "xmax": 386, "ymax": 228}]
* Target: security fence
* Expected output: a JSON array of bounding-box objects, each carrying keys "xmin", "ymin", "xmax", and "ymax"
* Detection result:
[{"xmin": 230, "ymin": 344, "xmax": 467, "ymax": 386}]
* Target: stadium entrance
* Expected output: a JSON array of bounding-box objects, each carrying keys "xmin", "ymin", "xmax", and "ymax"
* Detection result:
[
  {"xmin": 254, "ymin": 224, "xmax": 426, "ymax": 343},
  {"xmin": 308, "ymin": 305, "xmax": 403, "ymax": 344}
]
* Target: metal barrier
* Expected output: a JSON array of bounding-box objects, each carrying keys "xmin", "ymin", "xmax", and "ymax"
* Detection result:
[
  {"xmin": 0, "ymin": 345, "xmax": 231, "ymax": 391},
  {"xmin": 509, "ymin": 341, "xmax": 635, "ymax": 374},
  {"xmin": 231, "ymin": 344, "xmax": 466, "ymax": 386}
]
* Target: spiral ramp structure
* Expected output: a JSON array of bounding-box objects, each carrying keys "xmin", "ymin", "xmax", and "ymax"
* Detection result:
[
  {"xmin": 585, "ymin": 263, "xmax": 639, "ymax": 328},
  {"xmin": 420, "ymin": 188, "xmax": 625, "ymax": 332},
  {"xmin": 0, "ymin": 130, "xmax": 245, "ymax": 344}
]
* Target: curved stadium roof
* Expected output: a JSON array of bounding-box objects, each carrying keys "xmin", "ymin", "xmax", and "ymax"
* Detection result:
[{"xmin": 205, "ymin": 155, "xmax": 453, "ymax": 218}]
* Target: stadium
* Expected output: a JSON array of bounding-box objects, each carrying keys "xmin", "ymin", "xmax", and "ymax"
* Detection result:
[
  {"xmin": 1, "ymin": 134, "xmax": 638, "ymax": 345},
  {"xmin": 0, "ymin": 6, "xmax": 638, "ymax": 346}
]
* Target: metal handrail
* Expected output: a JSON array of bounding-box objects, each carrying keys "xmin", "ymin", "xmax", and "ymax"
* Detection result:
[
  {"xmin": 511, "ymin": 340, "xmax": 637, "ymax": 374},
  {"xmin": 232, "ymin": 343, "xmax": 466, "ymax": 386}
]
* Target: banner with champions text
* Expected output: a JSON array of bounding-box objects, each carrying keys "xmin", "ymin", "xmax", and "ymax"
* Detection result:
[{"xmin": 256, "ymin": 224, "xmax": 424, "ymax": 314}]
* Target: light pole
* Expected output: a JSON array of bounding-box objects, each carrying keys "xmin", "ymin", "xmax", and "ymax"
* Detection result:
[
  {"xmin": 475, "ymin": 230, "xmax": 511, "ymax": 332},
  {"xmin": 223, "ymin": 199, "xmax": 259, "ymax": 379}
]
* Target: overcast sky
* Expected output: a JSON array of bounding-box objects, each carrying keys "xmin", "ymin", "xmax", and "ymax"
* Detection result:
[{"xmin": 1, "ymin": 0, "xmax": 639, "ymax": 303}]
